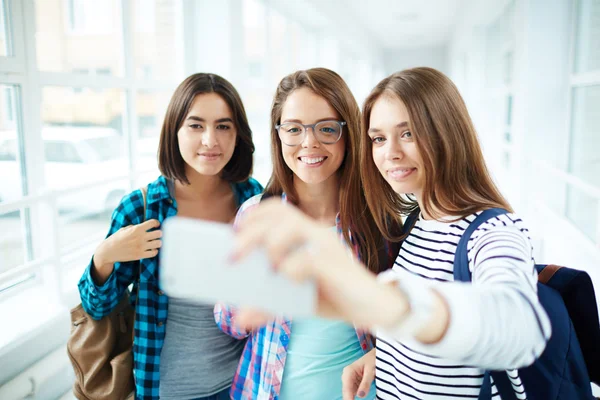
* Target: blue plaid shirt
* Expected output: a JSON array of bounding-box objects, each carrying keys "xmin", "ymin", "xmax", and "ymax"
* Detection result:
[{"xmin": 78, "ymin": 175, "xmax": 263, "ymax": 400}]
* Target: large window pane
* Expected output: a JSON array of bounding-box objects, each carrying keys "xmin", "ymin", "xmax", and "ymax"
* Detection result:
[
  {"xmin": 41, "ymin": 86, "xmax": 127, "ymax": 189},
  {"xmin": 58, "ymin": 179, "xmax": 129, "ymax": 250},
  {"xmin": 136, "ymin": 90, "xmax": 170, "ymax": 174},
  {"xmin": 243, "ymin": 0, "xmax": 267, "ymax": 84},
  {"xmin": 0, "ymin": 84, "xmax": 25, "ymax": 203},
  {"xmin": 0, "ymin": 209, "xmax": 35, "ymax": 293},
  {"xmin": 569, "ymin": 85, "xmax": 600, "ymax": 186},
  {"xmin": 268, "ymin": 9, "xmax": 289, "ymax": 87},
  {"xmin": 35, "ymin": 0, "xmax": 123, "ymax": 76},
  {"xmin": 574, "ymin": 0, "xmax": 600, "ymax": 74},
  {"xmin": 566, "ymin": 185, "xmax": 599, "ymax": 243},
  {"xmin": 131, "ymin": 0, "xmax": 180, "ymax": 81},
  {"xmin": 0, "ymin": 0, "xmax": 11, "ymax": 57}
]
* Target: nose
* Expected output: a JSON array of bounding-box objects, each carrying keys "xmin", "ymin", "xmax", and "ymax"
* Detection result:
[
  {"xmin": 301, "ymin": 126, "xmax": 320, "ymax": 148},
  {"xmin": 202, "ymin": 127, "xmax": 218, "ymax": 149},
  {"xmin": 385, "ymin": 137, "xmax": 403, "ymax": 161}
]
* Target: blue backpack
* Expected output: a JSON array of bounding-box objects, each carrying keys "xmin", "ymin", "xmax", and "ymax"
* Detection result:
[{"xmin": 436, "ymin": 208, "xmax": 600, "ymax": 399}]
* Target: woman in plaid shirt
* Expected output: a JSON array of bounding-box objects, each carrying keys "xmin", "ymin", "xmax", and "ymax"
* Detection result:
[
  {"xmin": 78, "ymin": 73, "xmax": 263, "ymax": 400},
  {"xmin": 215, "ymin": 68, "xmax": 390, "ymax": 400}
]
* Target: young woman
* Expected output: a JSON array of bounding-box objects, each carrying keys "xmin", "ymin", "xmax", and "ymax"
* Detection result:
[
  {"xmin": 231, "ymin": 67, "xmax": 551, "ymax": 400},
  {"xmin": 78, "ymin": 73, "xmax": 263, "ymax": 400},
  {"xmin": 214, "ymin": 68, "xmax": 388, "ymax": 400}
]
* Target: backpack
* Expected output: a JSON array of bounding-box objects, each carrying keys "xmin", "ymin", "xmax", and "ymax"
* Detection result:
[{"xmin": 435, "ymin": 208, "xmax": 600, "ymax": 399}]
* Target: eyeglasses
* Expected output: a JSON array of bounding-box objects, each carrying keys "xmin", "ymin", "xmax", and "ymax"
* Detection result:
[{"xmin": 275, "ymin": 120, "xmax": 346, "ymax": 146}]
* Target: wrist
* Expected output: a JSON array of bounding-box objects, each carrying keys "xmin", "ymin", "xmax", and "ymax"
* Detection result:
[{"xmin": 93, "ymin": 242, "xmax": 112, "ymax": 269}]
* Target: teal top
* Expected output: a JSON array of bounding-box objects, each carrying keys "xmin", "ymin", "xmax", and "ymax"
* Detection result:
[{"xmin": 279, "ymin": 317, "xmax": 376, "ymax": 400}]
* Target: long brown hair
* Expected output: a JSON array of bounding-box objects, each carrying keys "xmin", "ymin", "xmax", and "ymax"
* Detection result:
[
  {"xmin": 361, "ymin": 67, "xmax": 512, "ymax": 241},
  {"xmin": 158, "ymin": 73, "xmax": 254, "ymax": 184},
  {"xmin": 265, "ymin": 68, "xmax": 383, "ymax": 272}
]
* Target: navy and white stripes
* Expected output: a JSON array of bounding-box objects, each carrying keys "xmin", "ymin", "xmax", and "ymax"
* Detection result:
[{"xmin": 376, "ymin": 212, "xmax": 551, "ymax": 400}]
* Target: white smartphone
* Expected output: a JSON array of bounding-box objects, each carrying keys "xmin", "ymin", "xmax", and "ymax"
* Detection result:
[{"xmin": 159, "ymin": 216, "xmax": 316, "ymax": 317}]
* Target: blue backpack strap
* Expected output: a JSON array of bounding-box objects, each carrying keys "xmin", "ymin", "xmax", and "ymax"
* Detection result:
[
  {"xmin": 453, "ymin": 208, "xmax": 509, "ymax": 282},
  {"xmin": 454, "ymin": 208, "xmax": 515, "ymax": 400}
]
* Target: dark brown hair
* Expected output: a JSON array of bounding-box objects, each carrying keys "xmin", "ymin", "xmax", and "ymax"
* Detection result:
[
  {"xmin": 361, "ymin": 67, "xmax": 512, "ymax": 241},
  {"xmin": 265, "ymin": 68, "xmax": 383, "ymax": 272},
  {"xmin": 158, "ymin": 73, "xmax": 254, "ymax": 183}
]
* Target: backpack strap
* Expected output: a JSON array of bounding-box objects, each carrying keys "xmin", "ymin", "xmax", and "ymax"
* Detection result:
[
  {"xmin": 453, "ymin": 208, "xmax": 519, "ymax": 400},
  {"xmin": 453, "ymin": 208, "xmax": 509, "ymax": 282},
  {"xmin": 381, "ymin": 208, "xmax": 420, "ymax": 270}
]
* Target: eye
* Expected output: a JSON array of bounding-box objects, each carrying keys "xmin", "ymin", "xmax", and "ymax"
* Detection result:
[
  {"xmin": 401, "ymin": 130, "xmax": 412, "ymax": 139},
  {"xmin": 286, "ymin": 127, "xmax": 301, "ymax": 134},
  {"xmin": 216, "ymin": 124, "xmax": 231, "ymax": 130},
  {"xmin": 371, "ymin": 136, "xmax": 385, "ymax": 144},
  {"xmin": 320, "ymin": 127, "xmax": 336, "ymax": 134},
  {"xmin": 189, "ymin": 124, "xmax": 203, "ymax": 129}
]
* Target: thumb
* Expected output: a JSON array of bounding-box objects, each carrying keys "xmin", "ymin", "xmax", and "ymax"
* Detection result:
[{"xmin": 356, "ymin": 366, "xmax": 375, "ymax": 398}]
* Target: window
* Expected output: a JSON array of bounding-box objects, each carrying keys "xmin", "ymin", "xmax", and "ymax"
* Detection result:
[
  {"xmin": 565, "ymin": 0, "xmax": 600, "ymax": 244},
  {"xmin": 0, "ymin": 0, "xmax": 10, "ymax": 57},
  {"xmin": 36, "ymin": 0, "xmax": 122, "ymax": 75},
  {"xmin": 64, "ymin": 0, "xmax": 115, "ymax": 35},
  {"xmin": 131, "ymin": 0, "xmax": 180, "ymax": 81},
  {"xmin": 574, "ymin": 0, "xmax": 600, "ymax": 74}
]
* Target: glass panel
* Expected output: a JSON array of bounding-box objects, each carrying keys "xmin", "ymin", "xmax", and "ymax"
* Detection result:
[
  {"xmin": 136, "ymin": 90, "xmax": 170, "ymax": 174},
  {"xmin": 34, "ymin": 0, "xmax": 123, "ymax": 76},
  {"xmin": 0, "ymin": 0, "xmax": 10, "ymax": 57},
  {"xmin": 57, "ymin": 179, "xmax": 129, "ymax": 249},
  {"xmin": 506, "ymin": 95, "xmax": 513, "ymax": 126},
  {"xmin": 131, "ymin": 0, "xmax": 180, "ymax": 81},
  {"xmin": 0, "ymin": 209, "xmax": 26, "ymax": 275},
  {"xmin": 566, "ymin": 185, "xmax": 599, "ymax": 243},
  {"xmin": 268, "ymin": 9, "xmax": 289, "ymax": 87},
  {"xmin": 574, "ymin": 0, "xmax": 600, "ymax": 74},
  {"xmin": 243, "ymin": 0, "xmax": 267, "ymax": 83},
  {"xmin": 41, "ymin": 86, "xmax": 128, "ymax": 188},
  {"xmin": 0, "ymin": 84, "xmax": 25, "ymax": 203},
  {"xmin": 569, "ymin": 85, "xmax": 600, "ymax": 187}
]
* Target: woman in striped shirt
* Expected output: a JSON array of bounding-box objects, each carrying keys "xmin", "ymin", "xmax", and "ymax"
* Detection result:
[{"xmin": 232, "ymin": 67, "xmax": 551, "ymax": 400}]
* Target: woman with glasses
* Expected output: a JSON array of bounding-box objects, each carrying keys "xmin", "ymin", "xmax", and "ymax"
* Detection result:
[{"xmin": 214, "ymin": 68, "xmax": 388, "ymax": 400}]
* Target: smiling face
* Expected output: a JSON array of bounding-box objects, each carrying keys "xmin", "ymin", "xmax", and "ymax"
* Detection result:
[
  {"xmin": 177, "ymin": 92, "xmax": 237, "ymax": 178},
  {"xmin": 279, "ymin": 87, "xmax": 346, "ymax": 186},
  {"xmin": 368, "ymin": 94, "xmax": 424, "ymax": 198}
]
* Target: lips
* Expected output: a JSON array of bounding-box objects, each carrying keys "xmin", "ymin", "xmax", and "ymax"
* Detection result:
[
  {"xmin": 298, "ymin": 156, "xmax": 327, "ymax": 165},
  {"xmin": 387, "ymin": 167, "xmax": 416, "ymax": 180}
]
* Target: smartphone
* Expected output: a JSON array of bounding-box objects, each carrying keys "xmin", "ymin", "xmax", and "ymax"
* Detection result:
[{"xmin": 159, "ymin": 216, "xmax": 316, "ymax": 317}]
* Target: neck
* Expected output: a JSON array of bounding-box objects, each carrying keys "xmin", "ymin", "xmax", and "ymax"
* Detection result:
[
  {"xmin": 293, "ymin": 174, "xmax": 340, "ymax": 225},
  {"xmin": 415, "ymin": 192, "xmax": 442, "ymax": 221},
  {"xmin": 175, "ymin": 167, "xmax": 228, "ymax": 200}
]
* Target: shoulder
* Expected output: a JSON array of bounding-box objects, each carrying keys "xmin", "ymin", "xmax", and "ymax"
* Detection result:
[
  {"xmin": 111, "ymin": 189, "xmax": 145, "ymax": 226},
  {"xmin": 467, "ymin": 211, "xmax": 533, "ymax": 252},
  {"xmin": 233, "ymin": 177, "xmax": 264, "ymax": 203},
  {"xmin": 237, "ymin": 193, "xmax": 265, "ymax": 218}
]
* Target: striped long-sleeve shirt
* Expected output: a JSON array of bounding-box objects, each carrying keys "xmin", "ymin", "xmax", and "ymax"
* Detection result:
[{"xmin": 376, "ymin": 211, "xmax": 551, "ymax": 400}]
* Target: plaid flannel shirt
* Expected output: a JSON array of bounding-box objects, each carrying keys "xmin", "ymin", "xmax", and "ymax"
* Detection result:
[
  {"xmin": 214, "ymin": 193, "xmax": 376, "ymax": 400},
  {"xmin": 78, "ymin": 175, "xmax": 263, "ymax": 400}
]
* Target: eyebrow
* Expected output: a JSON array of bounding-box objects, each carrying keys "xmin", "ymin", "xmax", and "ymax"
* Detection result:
[
  {"xmin": 282, "ymin": 117, "xmax": 339, "ymax": 124},
  {"xmin": 186, "ymin": 116, "xmax": 234, "ymax": 123},
  {"xmin": 368, "ymin": 121, "xmax": 409, "ymax": 134}
]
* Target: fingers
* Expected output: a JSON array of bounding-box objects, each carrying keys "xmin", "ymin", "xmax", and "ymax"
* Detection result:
[
  {"xmin": 146, "ymin": 229, "xmax": 163, "ymax": 240},
  {"xmin": 341, "ymin": 366, "xmax": 361, "ymax": 400},
  {"xmin": 357, "ymin": 363, "xmax": 375, "ymax": 398},
  {"xmin": 142, "ymin": 249, "xmax": 159, "ymax": 259},
  {"xmin": 232, "ymin": 213, "xmax": 309, "ymax": 267},
  {"xmin": 145, "ymin": 239, "xmax": 162, "ymax": 251},
  {"xmin": 236, "ymin": 308, "xmax": 273, "ymax": 332},
  {"xmin": 140, "ymin": 219, "xmax": 161, "ymax": 230}
]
